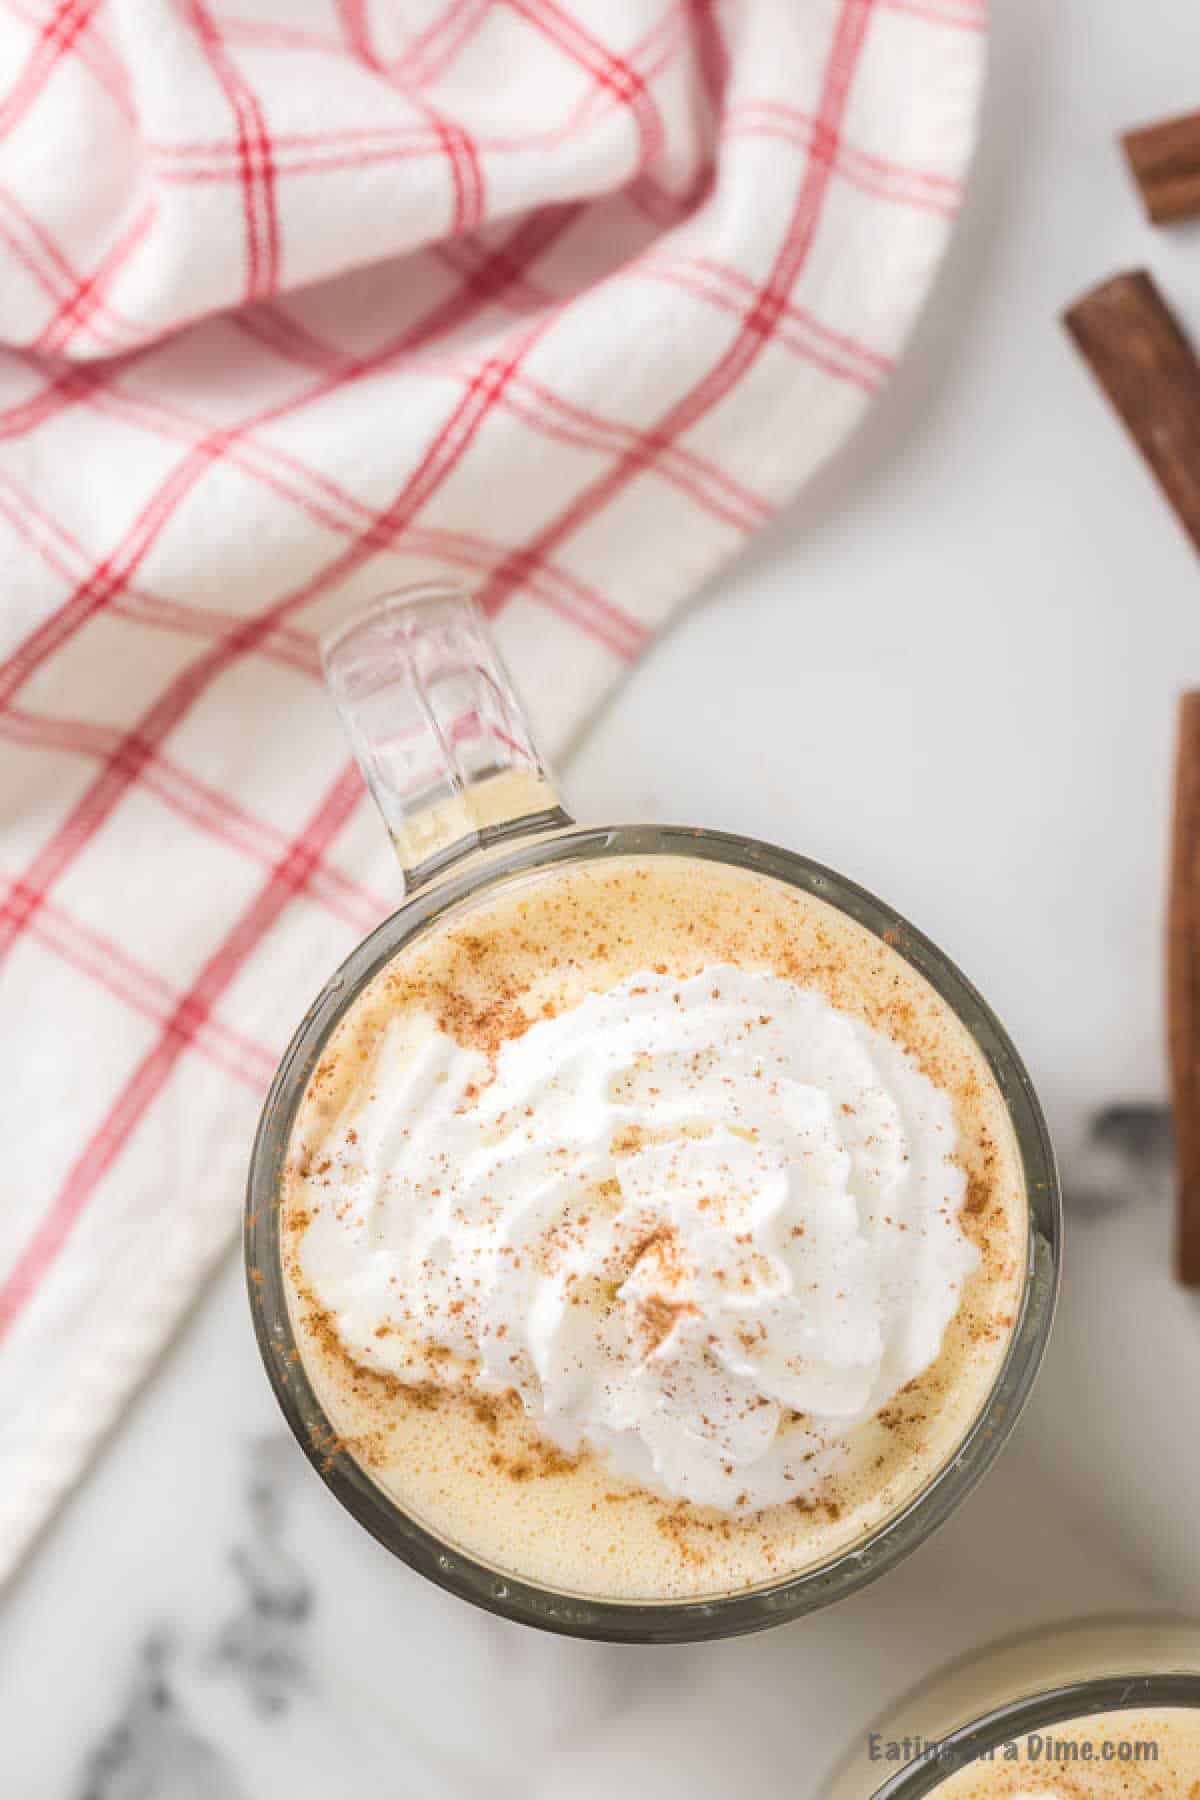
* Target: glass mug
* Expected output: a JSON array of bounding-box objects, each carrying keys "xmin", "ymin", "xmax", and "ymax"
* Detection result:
[
  {"xmin": 245, "ymin": 580, "xmax": 1062, "ymax": 1643},
  {"xmin": 826, "ymin": 1618, "xmax": 1200, "ymax": 1796}
]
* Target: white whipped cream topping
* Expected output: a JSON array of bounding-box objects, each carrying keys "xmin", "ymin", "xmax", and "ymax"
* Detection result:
[{"xmin": 297, "ymin": 966, "xmax": 979, "ymax": 1512}]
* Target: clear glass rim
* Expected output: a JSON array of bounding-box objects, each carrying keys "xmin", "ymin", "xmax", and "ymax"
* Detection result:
[
  {"xmin": 245, "ymin": 824, "xmax": 1062, "ymax": 1644},
  {"xmin": 868, "ymin": 1669, "xmax": 1200, "ymax": 1796}
]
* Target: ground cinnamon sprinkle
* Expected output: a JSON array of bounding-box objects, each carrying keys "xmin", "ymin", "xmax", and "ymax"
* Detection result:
[
  {"xmin": 964, "ymin": 1175, "xmax": 990, "ymax": 1214},
  {"xmin": 638, "ymin": 1292, "xmax": 699, "ymax": 1351}
]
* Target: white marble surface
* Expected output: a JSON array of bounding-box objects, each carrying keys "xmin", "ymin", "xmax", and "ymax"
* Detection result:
[{"xmin": 6, "ymin": 0, "xmax": 1200, "ymax": 1793}]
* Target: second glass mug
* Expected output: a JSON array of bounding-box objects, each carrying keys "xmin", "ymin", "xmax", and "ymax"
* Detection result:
[{"xmin": 246, "ymin": 580, "xmax": 1061, "ymax": 1644}]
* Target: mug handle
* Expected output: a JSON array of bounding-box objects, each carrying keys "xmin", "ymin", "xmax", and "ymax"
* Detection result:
[{"xmin": 322, "ymin": 582, "xmax": 572, "ymax": 895}]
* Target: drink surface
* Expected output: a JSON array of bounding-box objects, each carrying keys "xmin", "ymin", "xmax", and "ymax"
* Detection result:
[
  {"xmin": 933, "ymin": 1706, "xmax": 1200, "ymax": 1796},
  {"xmin": 827, "ymin": 1618, "xmax": 1200, "ymax": 1799},
  {"xmin": 281, "ymin": 854, "xmax": 1027, "ymax": 1600}
]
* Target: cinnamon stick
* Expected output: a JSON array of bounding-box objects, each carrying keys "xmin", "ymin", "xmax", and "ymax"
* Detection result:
[
  {"xmin": 1169, "ymin": 692, "xmax": 1200, "ymax": 1286},
  {"xmin": 1122, "ymin": 109, "xmax": 1200, "ymax": 223},
  {"xmin": 1063, "ymin": 270, "xmax": 1200, "ymax": 557}
]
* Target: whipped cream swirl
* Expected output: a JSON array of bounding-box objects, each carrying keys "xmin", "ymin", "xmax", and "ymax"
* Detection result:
[{"xmin": 296, "ymin": 966, "xmax": 979, "ymax": 1512}]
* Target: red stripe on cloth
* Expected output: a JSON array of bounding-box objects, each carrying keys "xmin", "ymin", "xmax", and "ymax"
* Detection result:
[
  {"xmin": 69, "ymin": 354, "xmax": 651, "ymax": 655},
  {"xmin": 414, "ymin": 4, "xmax": 694, "ymax": 246},
  {"xmin": 0, "ymin": 188, "xmax": 139, "ymax": 353},
  {"xmin": 0, "ymin": 467, "xmax": 321, "ymax": 681},
  {"xmin": 201, "ymin": 17, "xmax": 346, "ymax": 55},
  {"xmin": 233, "ymin": 200, "xmax": 583, "ymax": 423},
  {"xmin": 152, "ymin": 116, "xmax": 489, "ymax": 184},
  {"xmin": 12, "ymin": 890, "xmax": 278, "ymax": 1090},
  {"xmin": 336, "ymin": 0, "xmax": 485, "ymax": 234},
  {"xmin": 101, "ymin": 391, "xmax": 646, "ymax": 657},
  {"xmin": 183, "ymin": 0, "xmax": 281, "ymax": 300},
  {"xmin": 878, "ymin": 0, "xmax": 986, "ymax": 26},
  {"xmin": 0, "ymin": 356, "xmax": 119, "ymax": 440},
  {"xmin": 0, "ymin": 186, "xmax": 85, "ymax": 294},
  {"xmin": 402, "ymin": 240, "xmax": 767, "ymax": 533},
  {"xmin": 686, "ymin": 0, "xmax": 727, "ymax": 111},
  {"xmin": 0, "ymin": 312, "xmax": 553, "ymax": 999},
  {"xmin": 1, "ymin": 0, "xmax": 136, "ymax": 121},
  {"xmin": 0, "ymin": 369, "xmax": 83, "ymax": 439},
  {"xmin": 403, "ymin": 523, "xmax": 645, "ymax": 659},
  {"xmin": 151, "ymin": 122, "xmax": 448, "ymax": 161},
  {"xmin": 627, "ymin": 163, "xmax": 713, "ymax": 230},
  {"xmin": 0, "ymin": 762, "xmax": 365, "ymax": 1343},
  {"xmin": 724, "ymin": 103, "xmax": 962, "ymax": 218},
  {"xmin": 638, "ymin": 253, "xmax": 892, "ymax": 390},
  {"xmin": 240, "ymin": 329, "xmax": 544, "ymax": 625},
  {"xmin": 475, "ymin": 0, "xmax": 877, "ymax": 617},
  {"xmin": 389, "ymin": 0, "xmax": 492, "ymax": 88},
  {"xmin": 643, "ymin": 267, "xmax": 878, "ymax": 389},
  {"xmin": 602, "ymin": 5, "xmax": 720, "ymax": 227},
  {"xmin": 0, "ymin": 434, "xmax": 238, "ymax": 708},
  {"xmin": 0, "ymin": 704, "xmax": 385, "ymax": 932},
  {"xmin": 108, "ymin": 589, "xmax": 320, "ymax": 680},
  {"xmin": 227, "ymin": 0, "xmax": 491, "ymax": 91},
  {"xmin": 0, "ymin": 390, "xmax": 320, "ymax": 703},
  {"xmin": 151, "ymin": 103, "xmax": 668, "ymax": 182},
  {"xmin": 729, "ymin": 103, "xmax": 962, "ymax": 196},
  {"xmin": 506, "ymin": 0, "xmax": 665, "ymax": 171},
  {"xmin": 0, "ymin": 465, "xmax": 181, "ymax": 609},
  {"xmin": 0, "ymin": 0, "xmax": 96, "ymax": 137},
  {"xmin": 679, "ymin": 256, "xmax": 894, "ymax": 375},
  {"xmin": 566, "ymin": 0, "xmax": 685, "ymax": 135},
  {"xmin": 498, "ymin": 371, "xmax": 769, "ymax": 534},
  {"xmin": 433, "ymin": 226, "xmax": 561, "ymax": 314},
  {"xmin": 233, "ymin": 302, "xmax": 356, "ymax": 374},
  {"xmin": 33, "ymin": 201, "xmax": 156, "ymax": 355},
  {"xmin": 235, "ymin": 253, "xmax": 765, "ymax": 537},
  {"xmin": 0, "ymin": 204, "xmax": 613, "ymax": 721},
  {"xmin": 0, "ymin": 604, "xmax": 352, "ymax": 966},
  {"xmin": 201, "ymin": 319, "xmax": 644, "ymax": 663},
  {"xmin": 152, "ymin": 9, "xmax": 687, "ymax": 181},
  {"xmin": 0, "ymin": 464, "xmax": 386, "ymax": 928},
  {"xmin": 154, "ymin": 127, "xmax": 661, "ymax": 183}
]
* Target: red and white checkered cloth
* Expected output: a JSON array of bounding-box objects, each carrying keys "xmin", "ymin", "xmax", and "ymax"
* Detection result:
[{"xmin": 0, "ymin": 0, "xmax": 984, "ymax": 1579}]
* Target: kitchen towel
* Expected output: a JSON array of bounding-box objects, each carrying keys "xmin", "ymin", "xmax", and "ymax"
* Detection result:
[{"xmin": 0, "ymin": 0, "xmax": 985, "ymax": 1581}]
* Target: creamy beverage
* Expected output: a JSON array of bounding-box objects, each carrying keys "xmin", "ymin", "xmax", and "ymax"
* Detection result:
[
  {"xmin": 280, "ymin": 854, "xmax": 1027, "ymax": 1600},
  {"xmin": 827, "ymin": 1619, "xmax": 1200, "ymax": 1798},
  {"xmin": 935, "ymin": 1709, "xmax": 1200, "ymax": 1797}
]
